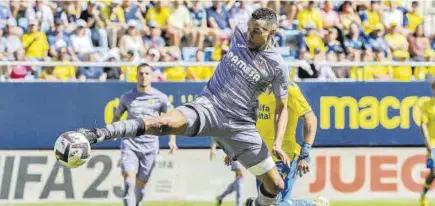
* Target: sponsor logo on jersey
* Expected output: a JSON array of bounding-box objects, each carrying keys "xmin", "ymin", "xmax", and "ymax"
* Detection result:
[{"xmin": 227, "ymin": 51, "xmax": 261, "ymax": 83}]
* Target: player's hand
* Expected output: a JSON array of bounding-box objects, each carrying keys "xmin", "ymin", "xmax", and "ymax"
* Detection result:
[
  {"xmin": 295, "ymin": 159, "xmax": 310, "ymax": 177},
  {"xmin": 224, "ymin": 156, "xmax": 232, "ymax": 166},
  {"xmin": 272, "ymin": 146, "xmax": 290, "ymax": 167},
  {"xmin": 168, "ymin": 140, "xmax": 178, "ymax": 155}
]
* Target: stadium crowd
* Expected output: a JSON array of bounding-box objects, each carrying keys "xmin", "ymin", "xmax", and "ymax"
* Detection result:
[{"xmin": 0, "ymin": 0, "xmax": 434, "ymax": 82}]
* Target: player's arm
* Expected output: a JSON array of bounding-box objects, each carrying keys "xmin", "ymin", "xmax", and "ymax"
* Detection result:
[
  {"xmin": 113, "ymin": 95, "xmax": 127, "ymax": 123},
  {"xmin": 301, "ymin": 111, "xmax": 317, "ymax": 146},
  {"xmin": 272, "ymin": 62, "xmax": 290, "ymax": 166},
  {"xmin": 420, "ymin": 108, "xmax": 432, "ymax": 153},
  {"xmin": 161, "ymin": 95, "xmax": 178, "ymax": 154},
  {"xmin": 210, "ymin": 139, "xmax": 217, "ymax": 161}
]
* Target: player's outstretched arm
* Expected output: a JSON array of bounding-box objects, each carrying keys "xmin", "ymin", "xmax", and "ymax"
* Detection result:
[
  {"xmin": 78, "ymin": 109, "xmax": 188, "ymax": 144},
  {"xmin": 272, "ymin": 97, "xmax": 290, "ymax": 166},
  {"xmin": 295, "ymin": 111, "xmax": 318, "ymax": 177}
]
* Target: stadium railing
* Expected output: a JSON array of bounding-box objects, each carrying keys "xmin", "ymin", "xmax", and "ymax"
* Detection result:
[{"xmin": 1, "ymin": 61, "xmax": 435, "ymax": 82}]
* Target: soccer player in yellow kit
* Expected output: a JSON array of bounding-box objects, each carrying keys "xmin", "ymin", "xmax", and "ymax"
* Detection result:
[
  {"xmin": 419, "ymin": 81, "xmax": 435, "ymax": 206},
  {"xmin": 256, "ymin": 82, "xmax": 327, "ymax": 205}
]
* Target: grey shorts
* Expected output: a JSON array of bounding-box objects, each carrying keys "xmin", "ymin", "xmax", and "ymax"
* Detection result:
[
  {"xmin": 176, "ymin": 96, "xmax": 270, "ymax": 170},
  {"xmin": 120, "ymin": 142, "xmax": 158, "ymax": 183}
]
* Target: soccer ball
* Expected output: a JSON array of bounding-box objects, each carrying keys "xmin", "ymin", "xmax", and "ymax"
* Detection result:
[{"xmin": 54, "ymin": 131, "xmax": 91, "ymax": 168}]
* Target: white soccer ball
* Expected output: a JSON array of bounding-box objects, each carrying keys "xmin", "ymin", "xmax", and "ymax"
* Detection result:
[{"xmin": 54, "ymin": 131, "xmax": 91, "ymax": 168}]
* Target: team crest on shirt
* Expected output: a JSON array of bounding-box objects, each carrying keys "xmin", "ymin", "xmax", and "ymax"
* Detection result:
[
  {"xmin": 148, "ymin": 99, "xmax": 154, "ymax": 105},
  {"xmin": 253, "ymin": 56, "xmax": 268, "ymax": 72}
]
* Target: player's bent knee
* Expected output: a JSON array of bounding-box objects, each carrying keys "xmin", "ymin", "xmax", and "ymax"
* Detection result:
[
  {"xmin": 136, "ymin": 179, "xmax": 147, "ymax": 188},
  {"xmin": 123, "ymin": 172, "xmax": 137, "ymax": 179},
  {"xmin": 146, "ymin": 110, "xmax": 187, "ymax": 135}
]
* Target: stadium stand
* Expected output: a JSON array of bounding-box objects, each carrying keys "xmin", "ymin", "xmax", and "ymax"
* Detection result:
[{"xmin": 0, "ymin": 0, "xmax": 434, "ymax": 82}]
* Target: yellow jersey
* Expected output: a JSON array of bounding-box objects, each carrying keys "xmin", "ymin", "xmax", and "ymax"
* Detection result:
[
  {"xmin": 420, "ymin": 98, "xmax": 435, "ymax": 147},
  {"xmin": 256, "ymin": 82, "xmax": 312, "ymax": 161}
]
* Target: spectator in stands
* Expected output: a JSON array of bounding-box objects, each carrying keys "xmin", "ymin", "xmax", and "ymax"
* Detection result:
[
  {"xmin": 187, "ymin": 49, "xmax": 214, "ymax": 81},
  {"xmin": 43, "ymin": 47, "xmax": 77, "ymax": 81},
  {"xmin": 79, "ymin": 1, "xmax": 108, "ymax": 49},
  {"xmin": 344, "ymin": 22, "xmax": 367, "ymax": 61},
  {"xmin": 370, "ymin": 51, "xmax": 393, "ymax": 81},
  {"xmin": 22, "ymin": 19, "xmax": 49, "ymax": 60},
  {"xmin": 297, "ymin": 1, "xmax": 323, "ymax": 31},
  {"xmin": 70, "ymin": 20, "xmax": 98, "ymax": 61},
  {"xmin": 206, "ymin": 1, "xmax": 234, "ymax": 39},
  {"xmin": 299, "ymin": 23, "xmax": 326, "ymax": 60},
  {"xmin": 25, "ymin": 0, "xmax": 54, "ymax": 33},
  {"xmin": 408, "ymin": 25, "xmax": 432, "ymax": 61},
  {"xmin": 321, "ymin": 0, "xmax": 340, "ymax": 30},
  {"xmin": 383, "ymin": 0, "xmax": 404, "ymax": 32},
  {"xmin": 405, "ymin": 1, "xmax": 423, "ymax": 34},
  {"xmin": 360, "ymin": 1, "xmax": 382, "ymax": 35},
  {"xmin": 145, "ymin": 1, "xmax": 171, "ymax": 34},
  {"xmin": 119, "ymin": 20, "xmax": 145, "ymax": 59},
  {"xmin": 325, "ymin": 28, "xmax": 345, "ymax": 60},
  {"xmin": 8, "ymin": 49, "xmax": 34, "ymax": 80},
  {"xmin": 101, "ymin": 0, "xmax": 125, "ymax": 48},
  {"xmin": 103, "ymin": 53, "xmax": 123, "ymax": 81},
  {"xmin": 211, "ymin": 36, "xmax": 229, "ymax": 61},
  {"xmin": 4, "ymin": 22, "xmax": 22, "ymax": 60},
  {"xmin": 385, "ymin": 22, "xmax": 409, "ymax": 60},
  {"xmin": 339, "ymin": 1, "xmax": 361, "ymax": 34},
  {"xmin": 168, "ymin": 0, "xmax": 193, "ymax": 47},
  {"xmin": 143, "ymin": 24, "xmax": 166, "ymax": 50},
  {"xmin": 0, "ymin": 1, "xmax": 14, "ymax": 30},
  {"xmin": 47, "ymin": 20, "xmax": 77, "ymax": 61},
  {"xmin": 392, "ymin": 50, "xmax": 412, "ymax": 81},
  {"xmin": 0, "ymin": 28, "xmax": 7, "ymax": 61},
  {"xmin": 123, "ymin": 0, "xmax": 147, "ymax": 31},
  {"xmin": 366, "ymin": 24, "xmax": 392, "ymax": 60},
  {"xmin": 78, "ymin": 54, "xmax": 106, "ymax": 81},
  {"xmin": 121, "ymin": 50, "xmax": 139, "ymax": 82},
  {"xmin": 188, "ymin": 0, "xmax": 207, "ymax": 48},
  {"xmin": 229, "ymin": 1, "xmax": 260, "ymax": 26}
]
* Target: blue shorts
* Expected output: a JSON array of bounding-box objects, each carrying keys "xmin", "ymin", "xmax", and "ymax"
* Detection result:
[
  {"xmin": 427, "ymin": 148, "xmax": 435, "ymax": 169},
  {"xmin": 256, "ymin": 160, "xmax": 298, "ymax": 203}
]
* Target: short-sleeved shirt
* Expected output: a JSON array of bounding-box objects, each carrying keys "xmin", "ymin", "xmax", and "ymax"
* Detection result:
[
  {"xmin": 257, "ymin": 82, "xmax": 312, "ymax": 160},
  {"xmin": 201, "ymin": 24, "xmax": 289, "ymax": 123},
  {"xmin": 206, "ymin": 6, "xmax": 231, "ymax": 30},
  {"xmin": 115, "ymin": 88, "xmax": 172, "ymax": 145},
  {"xmin": 190, "ymin": 8, "xmax": 206, "ymax": 27}
]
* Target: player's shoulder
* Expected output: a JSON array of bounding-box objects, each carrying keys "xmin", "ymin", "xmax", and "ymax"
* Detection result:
[
  {"xmin": 121, "ymin": 88, "xmax": 136, "ymax": 99},
  {"xmin": 150, "ymin": 87, "xmax": 169, "ymax": 100},
  {"xmin": 263, "ymin": 48, "xmax": 286, "ymax": 70}
]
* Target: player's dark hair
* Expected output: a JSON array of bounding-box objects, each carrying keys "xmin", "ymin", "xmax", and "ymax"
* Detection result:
[
  {"xmin": 137, "ymin": 62, "xmax": 151, "ymax": 70},
  {"xmin": 251, "ymin": 8, "xmax": 277, "ymax": 27}
]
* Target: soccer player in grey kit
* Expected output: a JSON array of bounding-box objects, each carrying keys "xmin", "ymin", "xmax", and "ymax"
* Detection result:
[
  {"xmin": 113, "ymin": 63, "xmax": 178, "ymax": 206},
  {"xmin": 76, "ymin": 8, "xmax": 304, "ymax": 206}
]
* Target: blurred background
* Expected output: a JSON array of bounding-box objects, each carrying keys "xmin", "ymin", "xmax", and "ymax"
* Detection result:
[{"xmin": 1, "ymin": 0, "xmax": 435, "ymax": 205}]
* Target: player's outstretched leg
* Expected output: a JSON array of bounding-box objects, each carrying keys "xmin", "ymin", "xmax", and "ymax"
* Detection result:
[
  {"xmin": 420, "ymin": 170, "xmax": 434, "ymax": 206},
  {"xmin": 78, "ymin": 109, "xmax": 188, "ymax": 144},
  {"xmin": 235, "ymin": 173, "xmax": 244, "ymax": 206},
  {"xmin": 217, "ymin": 178, "xmax": 237, "ymax": 204}
]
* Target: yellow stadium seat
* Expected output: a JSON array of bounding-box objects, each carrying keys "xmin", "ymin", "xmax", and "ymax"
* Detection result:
[
  {"xmin": 414, "ymin": 67, "xmax": 428, "ymax": 80},
  {"xmin": 165, "ymin": 66, "xmax": 186, "ymax": 81},
  {"xmin": 393, "ymin": 66, "xmax": 412, "ymax": 82}
]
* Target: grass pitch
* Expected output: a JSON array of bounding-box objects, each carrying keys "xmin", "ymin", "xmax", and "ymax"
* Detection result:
[{"xmin": 2, "ymin": 200, "xmax": 435, "ymax": 206}]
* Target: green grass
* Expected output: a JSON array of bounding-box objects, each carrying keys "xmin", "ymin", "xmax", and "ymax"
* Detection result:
[{"xmin": 2, "ymin": 200, "xmax": 435, "ymax": 206}]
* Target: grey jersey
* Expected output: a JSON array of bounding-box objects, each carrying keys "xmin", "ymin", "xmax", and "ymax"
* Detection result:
[
  {"xmin": 115, "ymin": 88, "xmax": 171, "ymax": 149},
  {"xmin": 202, "ymin": 24, "xmax": 289, "ymax": 123}
]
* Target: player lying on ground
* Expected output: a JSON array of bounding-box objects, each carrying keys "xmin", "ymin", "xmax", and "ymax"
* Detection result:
[
  {"xmin": 419, "ymin": 81, "xmax": 435, "ymax": 206},
  {"xmin": 112, "ymin": 64, "xmax": 178, "ymax": 206},
  {"xmin": 210, "ymin": 141, "xmax": 245, "ymax": 206},
  {"xmin": 77, "ymin": 8, "xmax": 293, "ymax": 206},
  {"xmin": 256, "ymin": 82, "xmax": 326, "ymax": 206}
]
